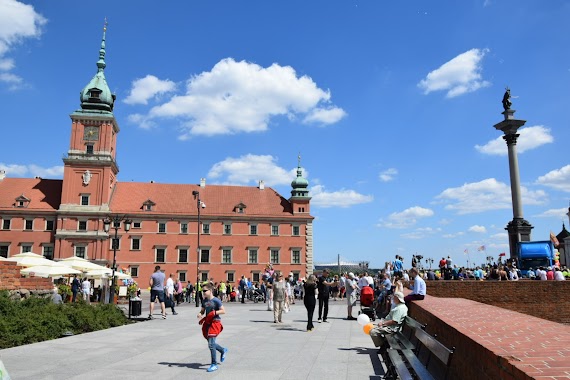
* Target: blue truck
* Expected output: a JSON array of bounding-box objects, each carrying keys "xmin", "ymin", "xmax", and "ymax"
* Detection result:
[{"xmin": 516, "ymin": 240, "xmax": 555, "ymax": 276}]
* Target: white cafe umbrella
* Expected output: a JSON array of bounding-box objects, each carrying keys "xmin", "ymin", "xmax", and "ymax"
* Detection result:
[
  {"xmin": 6, "ymin": 252, "xmax": 64, "ymax": 268},
  {"xmin": 20, "ymin": 265, "xmax": 82, "ymax": 278},
  {"xmin": 58, "ymin": 257, "xmax": 107, "ymax": 271},
  {"xmin": 85, "ymin": 268, "xmax": 131, "ymax": 280}
]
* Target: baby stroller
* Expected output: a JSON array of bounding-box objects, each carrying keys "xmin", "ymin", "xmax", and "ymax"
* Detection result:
[
  {"xmin": 251, "ymin": 288, "xmax": 265, "ymax": 303},
  {"xmin": 358, "ymin": 285, "xmax": 376, "ymax": 321},
  {"xmin": 230, "ymin": 290, "xmax": 237, "ymax": 302}
]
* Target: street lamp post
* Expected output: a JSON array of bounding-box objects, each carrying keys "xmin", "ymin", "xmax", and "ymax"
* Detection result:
[
  {"xmin": 103, "ymin": 215, "xmax": 132, "ymax": 304},
  {"xmin": 426, "ymin": 258, "xmax": 434, "ymax": 270},
  {"xmin": 192, "ymin": 190, "xmax": 205, "ymax": 307}
]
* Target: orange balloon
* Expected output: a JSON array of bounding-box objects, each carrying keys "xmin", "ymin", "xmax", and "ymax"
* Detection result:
[{"xmin": 363, "ymin": 323, "xmax": 374, "ymax": 335}]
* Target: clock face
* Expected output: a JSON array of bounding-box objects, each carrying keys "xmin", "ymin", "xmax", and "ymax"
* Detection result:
[{"xmin": 83, "ymin": 126, "xmax": 99, "ymax": 141}]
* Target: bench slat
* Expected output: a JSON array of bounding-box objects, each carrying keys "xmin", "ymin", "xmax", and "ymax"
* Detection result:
[
  {"xmin": 387, "ymin": 349, "xmax": 414, "ymax": 380},
  {"xmin": 401, "ymin": 349, "xmax": 435, "ymax": 380},
  {"xmin": 414, "ymin": 328, "xmax": 454, "ymax": 365}
]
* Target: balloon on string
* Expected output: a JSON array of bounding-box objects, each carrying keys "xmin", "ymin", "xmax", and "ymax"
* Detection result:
[
  {"xmin": 363, "ymin": 323, "xmax": 374, "ymax": 335},
  {"xmin": 357, "ymin": 313, "xmax": 370, "ymax": 326}
]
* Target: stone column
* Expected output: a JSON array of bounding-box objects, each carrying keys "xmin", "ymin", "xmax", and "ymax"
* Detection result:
[{"xmin": 494, "ymin": 107, "xmax": 533, "ymax": 258}]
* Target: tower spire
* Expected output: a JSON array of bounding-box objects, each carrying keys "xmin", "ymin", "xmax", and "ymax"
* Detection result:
[{"xmin": 97, "ymin": 19, "xmax": 107, "ymax": 73}]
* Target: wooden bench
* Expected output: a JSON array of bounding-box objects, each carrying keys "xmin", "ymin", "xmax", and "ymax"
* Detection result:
[{"xmin": 382, "ymin": 317, "xmax": 454, "ymax": 380}]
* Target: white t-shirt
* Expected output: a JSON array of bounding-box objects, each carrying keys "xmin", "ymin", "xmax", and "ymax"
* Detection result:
[
  {"xmin": 366, "ymin": 276, "xmax": 374, "ymax": 286},
  {"xmin": 539, "ymin": 270, "xmax": 547, "ymax": 281},
  {"xmin": 358, "ymin": 277, "xmax": 368, "ymax": 288},
  {"xmin": 554, "ymin": 271, "xmax": 565, "ymax": 281},
  {"xmin": 82, "ymin": 280, "xmax": 90, "ymax": 293},
  {"xmin": 166, "ymin": 278, "xmax": 174, "ymax": 296}
]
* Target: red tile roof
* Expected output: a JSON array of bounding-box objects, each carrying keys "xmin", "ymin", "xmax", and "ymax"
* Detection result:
[
  {"xmin": 0, "ymin": 178, "xmax": 62, "ymax": 211},
  {"xmin": 110, "ymin": 182, "xmax": 304, "ymax": 218}
]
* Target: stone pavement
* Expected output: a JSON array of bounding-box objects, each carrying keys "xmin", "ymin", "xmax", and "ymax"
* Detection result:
[{"xmin": 0, "ymin": 298, "xmax": 386, "ymax": 380}]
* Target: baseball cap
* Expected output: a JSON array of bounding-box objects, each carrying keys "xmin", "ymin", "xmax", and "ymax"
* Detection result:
[{"xmin": 393, "ymin": 291, "xmax": 405, "ymax": 303}]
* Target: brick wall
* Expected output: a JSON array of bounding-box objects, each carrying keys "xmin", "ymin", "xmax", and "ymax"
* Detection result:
[
  {"xmin": 425, "ymin": 279, "xmax": 570, "ymax": 324},
  {"xmin": 0, "ymin": 261, "xmax": 54, "ymax": 293}
]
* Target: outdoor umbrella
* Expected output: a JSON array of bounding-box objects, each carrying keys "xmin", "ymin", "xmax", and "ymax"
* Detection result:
[
  {"xmin": 20, "ymin": 265, "xmax": 82, "ymax": 278},
  {"xmin": 58, "ymin": 257, "xmax": 107, "ymax": 271},
  {"xmin": 85, "ymin": 268, "xmax": 131, "ymax": 280},
  {"xmin": 6, "ymin": 252, "xmax": 64, "ymax": 268}
]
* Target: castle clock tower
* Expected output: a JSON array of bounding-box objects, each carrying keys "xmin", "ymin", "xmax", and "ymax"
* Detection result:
[{"xmin": 55, "ymin": 22, "xmax": 119, "ymax": 261}]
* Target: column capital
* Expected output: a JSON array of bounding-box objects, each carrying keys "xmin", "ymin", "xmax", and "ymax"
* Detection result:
[{"xmin": 503, "ymin": 133, "xmax": 520, "ymax": 146}]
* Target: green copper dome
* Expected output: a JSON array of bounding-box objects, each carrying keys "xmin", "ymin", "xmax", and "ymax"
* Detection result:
[
  {"xmin": 291, "ymin": 155, "xmax": 309, "ymax": 198},
  {"xmin": 79, "ymin": 23, "xmax": 115, "ymax": 113}
]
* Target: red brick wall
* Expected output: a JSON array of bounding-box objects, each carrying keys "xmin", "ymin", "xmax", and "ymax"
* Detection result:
[
  {"xmin": 424, "ymin": 279, "xmax": 570, "ymax": 324},
  {"xmin": 0, "ymin": 261, "xmax": 53, "ymax": 291}
]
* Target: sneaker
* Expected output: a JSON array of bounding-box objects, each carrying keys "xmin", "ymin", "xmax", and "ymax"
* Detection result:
[
  {"xmin": 172, "ymin": 311, "xmax": 178, "ymax": 315},
  {"xmin": 323, "ymin": 319, "xmax": 329, "ymax": 323},
  {"xmin": 318, "ymin": 318, "xmax": 322, "ymax": 323},
  {"xmin": 346, "ymin": 316, "xmax": 356, "ymax": 320},
  {"xmin": 207, "ymin": 364, "xmax": 218, "ymax": 372},
  {"xmin": 148, "ymin": 314, "xmax": 153, "ymax": 320},
  {"xmin": 162, "ymin": 314, "xmax": 167, "ymax": 319},
  {"xmin": 221, "ymin": 348, "xmax": 228, "ymax": 363}
]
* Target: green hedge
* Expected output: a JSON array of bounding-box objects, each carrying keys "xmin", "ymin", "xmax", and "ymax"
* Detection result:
[{"xmin": 0, "ymin": 291, "xmax": 129, "ymax": 349}]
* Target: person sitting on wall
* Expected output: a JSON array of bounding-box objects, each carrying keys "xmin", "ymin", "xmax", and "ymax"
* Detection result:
[{"xmin": 404, "ymin": 268, "xmax": 426, "ymax": 304}]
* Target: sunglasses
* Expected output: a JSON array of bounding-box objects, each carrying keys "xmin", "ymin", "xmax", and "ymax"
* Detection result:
[{"xmin": 202, "ymin": 289, "xmax": 210, "ymax": 293}]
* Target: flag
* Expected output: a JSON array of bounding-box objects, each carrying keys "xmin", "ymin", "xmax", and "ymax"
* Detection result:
[
  {"xmin": 499, "ymin": 252, "xmax": 506, "ymax": 257},
  {"xmin": 464, "ymin": 249, "xmax": 468, "ymax": 255},
  {"xmin": 477, "ymin": 245, "xmax": 486, "ymax": 251}
]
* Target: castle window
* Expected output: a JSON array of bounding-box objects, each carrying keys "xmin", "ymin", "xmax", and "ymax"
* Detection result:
[
  {"xmin": 2, "ymin": 219, "xmax": 10, "ymax": 230},
  {"xmin": 15, "ymin": 195, "xmax": 30, "ymax": 208},
  {"xmin": 143, "ymin": 199, "xmax": 156, "ymax": 211},
  {"xmin": 25, "ymin": 219, "xmax": 33, "ymax": 231},
  {"xmin": 86, "ymin": 144, "xmax": 94, "ymax": 154},
  {"xmin": 248, "ymin": 248, "xmax": 258, "ymax": 264},
  {"xmin": 292, "ymin": 225, "xmax": 300, "ymax": 236},
  {"xmin": 81, "ymin": 194, "xmax": 90, "ymax": 206},
  {"xmin": 249, "ymin": 224, "xmax": 257, "ymax": 235}
]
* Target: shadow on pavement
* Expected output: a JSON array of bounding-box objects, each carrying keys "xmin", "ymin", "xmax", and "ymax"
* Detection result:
[
  {"xmin": 338, "ymin": 346, "xmax": 386, "ymax": 377},
  {"xmin": 158, "ymin": 361, "xmax": 204, "ymax": 369}
]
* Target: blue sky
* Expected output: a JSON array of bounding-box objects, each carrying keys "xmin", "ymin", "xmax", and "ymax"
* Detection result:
[{"xmin": 1, "ymin": 0, "xmax": 569, "ymax": 269}]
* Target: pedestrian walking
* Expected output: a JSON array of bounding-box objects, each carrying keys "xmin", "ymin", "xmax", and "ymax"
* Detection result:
[
  {"xmin": 317, "ymin": 269, "xmax": 331, "ymax": 323},
  {"xmin": 272, "ymin": 272, "xmax": 287, "ymax": 323},
  {"xmin": 303, "ymin": 274, "xmax": 317, "ymax": 331},
  {"xmin": 197, "ymin": 284, "xmax": 228, "ymax": 373},
  {"xmin": 149, "ymin": 265, "xmax": 166, "ymax": 319}
]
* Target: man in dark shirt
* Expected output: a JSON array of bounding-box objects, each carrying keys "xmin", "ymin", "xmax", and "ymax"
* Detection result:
[
  {"xmin": 317, "ymin": 269, "xmax": 332, "ymax": 323},
  {"xmin": 71, "ymin": 275, "xmax": 80, "ymax": 302}
]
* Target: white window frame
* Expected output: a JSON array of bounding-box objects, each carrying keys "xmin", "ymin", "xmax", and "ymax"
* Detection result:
[
  {"xmin": 178, "ymin": 247, "xmax": 189, "ymax": 263},
  {"xmin": 78, "ymin": 220, "xmax": 88, "ymax": 231},
  {"xmin": 200, "ymin": 272, "xmax": 209, "ymax": 282},
  {"xmin": 155, "ymin": 247, "xmax": 166, "ymax": 263},
  {"xmin": 223, "ymin": 223, "xmax": 232, "ymax": 235},
  {"xmin": 226, "ymin": 271, "xmax": 235, "ymax": 282},
  {"xmin": 0, "ymin": 243, "xmax": 10, "ymax": 258},
  {"xmin": 270, "ymin": 248, "xmax": 280, "ymax": 264},
  {"xmin": 252, "ymin": 272, "xmax": 261, "ymax": 282},
  {"xmin": 292, "ymin": 224, "xmax": 300, "ymax": 236},
  {"xmin": 110, "ymin": 236, "xmax": 121, "ymax": 250},
  {"xmin": 75, "ymin": 245, "xmax": 87, "ymax": 259},
  {"xmin": 45, "ymin": 219, "xmax": 55, "ymax": 231},
  {"xmin": 158, "ymin": 222, "xmax": 167, "ymax": 233},
  {"xmin": 291, "ymin": 248, "xmax": 302, "ymax": 264},
  {"xmin": 248, "ymin": 248, "xmax": 258, "ymax": 264},
  {"xmin": 2, "ymin": 218, "xmax": 11, "ymax": 230},
  {"xmin": 200, "ymin": 248, "xmax": 210, "ymax": 264},
  {"xmin": 249, "ymin": 224, "xmax": 258, "ymax": 235},
  {"xmin": 221, "ymin": 248, "xmax": 232, "ymax": 264},
  {"xmin": 42, "ymin": 244, "xmax": 54, "ymax": 260},
  {"xmin": 180, "ymin": 222, "xmax": 188, "ymax": 234},
  {"xmin": 24, "ymin": 219, "xmax": 34, "ymax": 231},
  {"xmin": 271, "ymin": 224, "xmax": 279, "ymax": 236},
  {"xmin": 202, "ymin": 222, "xmax": 210, "ymax": 234},
  {"xmin": 131, "ymin": 236, "xmax": 141, "ymax": 251},
  {"xmin": 130, "ymin": 266, "xmax": 139, "ymax": 278},
  {"xmin": 21, "ymin": 244, "xmax": 33, "ymax": 253},
  {"xmin": 178, "ymin": 271, "xmax": 187, "ymax": 282},
  {"xmin": 80, "ymin": 194, "xmax": 90, "ymax": 206},
  {"xmin": 132, "ymin": 221, "xmax": 142, "ymax": 229}
]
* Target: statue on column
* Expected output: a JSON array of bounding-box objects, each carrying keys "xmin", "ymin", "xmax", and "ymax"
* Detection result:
[
  {"xmin": 82, "ymin": 170, "xmax": 92, "ymax": 185},
  {"xmin": 502, "ymin": 87, "xmax": 512, "ymax": 111}
]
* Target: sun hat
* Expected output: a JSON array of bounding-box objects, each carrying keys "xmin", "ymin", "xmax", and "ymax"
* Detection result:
[
  {"xmin": 393, "ymin": 291, "xmax": 405, "ymax": 303},
  {"xmin": 348, "ymin": 272, "xmax": 355, "ymax": 279}
]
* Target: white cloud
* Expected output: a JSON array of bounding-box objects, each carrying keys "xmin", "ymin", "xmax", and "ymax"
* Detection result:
[
  {"xmin": 535, "ymin": 208, "xmax": 568, "ymax": 219},
  {"xmin": 0, "ymin": 163, "xmax": 63, "ymax": 178},
  {"xmin": 123, "ymin": 75, "xmax": 176, "ymax": 105},
  {"xmin": 536, "ymin": 165, "xmax": 570, "ymax": 192},
  {"xmin": 436, "ymin": 178, "xmax": 547, "ymax": 214},
  {"xmin": 378, "ymin": 206, "xmax": 434, "ymax": 229},
  {"xmin": 0, "ymin": 0, "xmax": 46, "ymax": 87},
  {"xmin": 401, "ymin": 227, "xmax": 441, "ymax": 240},
  {"xmin": 475, "ymin": 126, "xmax": 554, "ymax": 155},
  {"xmin": 302, "ymin": 107, "xmax": 346, "ymax": 125},
  {"xmin": 379, "ymin": 168, "xmax": 398, "ymax": 182},
  {"xmin": 442, "ymin": 232, "xmax": 464, "ymax": 238},
  {"xmin": 129, "ymin": 58, "xmax": 345, "ymax": 137},
  {"xmin": 490, "ymin": 232, "xmax": 508, "ymax": 241},
  {"xmin": 311, "ymin": 185, "xmax": 373, "ymax": 208},
  {"xmin": 207, "ymin": 154, "xmax": 296, "ymax": 186},
  {"xmin": 418, "ymin": 48, "xmax": 490, "ymax": 98},
  {"xmin": 468, "ymin": 225, "xmax": 487, "ymax": 233}
]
